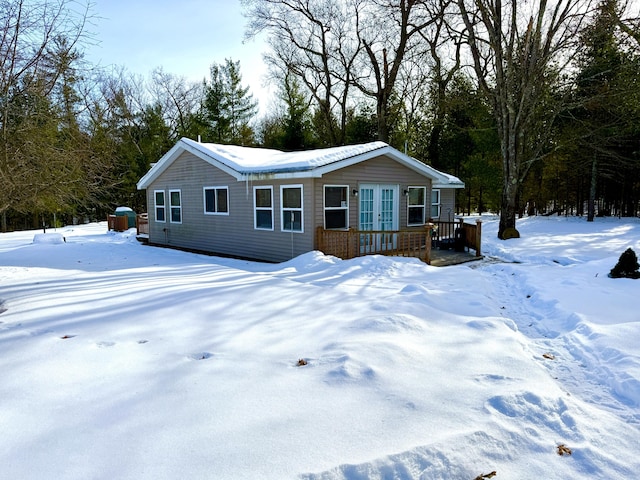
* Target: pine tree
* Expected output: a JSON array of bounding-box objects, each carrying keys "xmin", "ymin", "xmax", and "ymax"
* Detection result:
[
  {"xmin": 609, "ymin": 248, "xmax": 640, "ymax": 278},
  {"xmin": 202, "ymin": 59, "xmax": 258, "ymax": 145}
]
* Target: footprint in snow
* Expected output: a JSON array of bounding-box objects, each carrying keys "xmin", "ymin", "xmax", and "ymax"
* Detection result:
[
  {"xmin": 96, "ymin": 341, "xmax": 115, "ymax": 348},
  {"xmin": 189, "ymin": 352, "xmax": 213, "ymax": 360},
  {"xmin": 30, "ymin": 329, "xmax": 54, "ymax": 336}
]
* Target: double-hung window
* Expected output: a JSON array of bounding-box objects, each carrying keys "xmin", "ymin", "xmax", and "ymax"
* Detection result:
[
  {"xmin": 407, "ymin": 186, "xmax": 426, "ymax": 226},
  {"xmin": 281, "ymin": 185, "xmax": 303, "ymax": 232},
  {"xmin": 254, "ymin": 186, "xmax": 273, "ymax": 230},
  {"xmin": 431, "ymin": 189, "xmax": 441, "ymax": 219},
  {"xmin": 154, "ymin": 190, "xmax": 166, "ymax": 223},
  {"xmin": 203, "ymin": 186, "xmax": 229, "ymax": 215},
  {"xmin": 169, "ymin": 189, "xmax": 182, "ymax": 223},
  {"xmin": 324, "ymin": 185, "xmax": 348, "ymax": 229}
]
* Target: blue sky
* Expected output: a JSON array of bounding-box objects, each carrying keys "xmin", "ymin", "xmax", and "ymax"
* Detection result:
[{"xmin": 86, "ymin": 0, "xmax": 270, "ymax": 105}]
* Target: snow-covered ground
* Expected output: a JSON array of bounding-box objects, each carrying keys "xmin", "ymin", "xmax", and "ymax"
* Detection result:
[{"xmin": 0, "ymin": 215, "xmax": 638, "ymax": 479}]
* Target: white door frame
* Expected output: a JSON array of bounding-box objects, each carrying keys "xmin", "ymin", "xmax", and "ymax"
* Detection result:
[{"xmin": 358, "ymin": 184, "xmax": 399, "ymax": 252}]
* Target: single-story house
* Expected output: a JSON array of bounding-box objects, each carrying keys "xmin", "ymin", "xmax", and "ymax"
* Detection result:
[{"xmin": 136, "ymin": 138, "xmax": 465, "ymax": 263}]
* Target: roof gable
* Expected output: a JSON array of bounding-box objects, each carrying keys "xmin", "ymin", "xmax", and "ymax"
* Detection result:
[{"xmin": 137, "ymin": 138, "xmax": 464, "ymax": 189}]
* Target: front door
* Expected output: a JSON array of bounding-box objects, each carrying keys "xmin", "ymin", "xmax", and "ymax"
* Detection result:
[{"xmin": 359, "ymin": 184, "xmax": 399, "ymax": 252}]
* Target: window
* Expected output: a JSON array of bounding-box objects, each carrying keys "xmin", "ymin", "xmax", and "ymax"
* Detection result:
[
  {"xmin": 254, "ymin": 186, "xmax": 273, "ymax": 230},
  {"xmin": 431, "ymin": 189, "xmax": 441, "ymax": 219},
  {"xmin": 281, "ymin": 185, "xmax": 303, "ymax": 232},
  {"xmin": 324, "ymin": 185, "xmax": 348, "ymax": 229},
  {"xmin": 204, "ymin": 186, "xmax": 229, "ymax": 215},
  {"xmin": 407, "ymin": 186, "xmax": 426, "ymax": 226},
  {"xmin": 154, "ymin": 190, "xmax": 166, "ymax": 223},
  {"xmin": 169, "ymin": 189, "xmax": 182, "ymax": 223}
]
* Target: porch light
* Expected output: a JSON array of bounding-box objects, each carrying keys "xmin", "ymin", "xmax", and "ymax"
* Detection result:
[
  {"xmin": 352, "ymin": 188, "xmax": 358, "ymax": 197},
  {"xmin": 403, "ymin": 189, "xmax": 409, "ymax": 196}
]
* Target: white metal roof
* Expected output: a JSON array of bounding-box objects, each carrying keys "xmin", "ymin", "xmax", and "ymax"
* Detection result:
[{"xmin": 137, "ymin": 138, "xmax": 465, "ymax": 189}]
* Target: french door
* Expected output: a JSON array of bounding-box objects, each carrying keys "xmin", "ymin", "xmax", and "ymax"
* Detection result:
[{"xmin": 359, "ymin": 184, "xmax": 399, "ymax": 253}]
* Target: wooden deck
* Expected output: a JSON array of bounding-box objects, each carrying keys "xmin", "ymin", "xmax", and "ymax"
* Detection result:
[
  {"xmin": 316, "ymin": 219, "xmax": 482, "ymax": 266},
  {"xmin": 430, "ymin": 248, "xmax": 482, "ymax": 267}
]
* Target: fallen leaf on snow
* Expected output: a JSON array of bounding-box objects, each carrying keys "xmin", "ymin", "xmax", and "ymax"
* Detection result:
[
  {"xmin": 474, "ymin": 471, "xmax": 497, "ymax": 480},
  {"xmin": 557, "ymin": 444, "xmax": 572, "ymax": 456}
]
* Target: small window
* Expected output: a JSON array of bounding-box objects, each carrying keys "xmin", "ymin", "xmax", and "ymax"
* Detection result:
[
  {"xmin": 154, "ymin": 190, "xmax": 166, "ymax": 223},
  {"xmin": 324, "ymin": 185, "xmax": 348, "ymax": 229},
  {"xmin": 281, "ymin": 185, "xmax": 303, "ymax": 232},
  {"xmin": 431, "ymin": 189, "xmax": 441, "ymax": 219},
  {"xmin": 204, "ymin": 187, "xmax": 229, "ymax": 215},
  {"xmin": 254, "ymin": 186, "xmax": 273, "ymax": 230},
  {"xmin": 169, "ymin": 189, "xmax": 182, "ymax": 223},
  {"xmin": 408, "ymin": 186, "xmax": 426, "ymax": 226}
]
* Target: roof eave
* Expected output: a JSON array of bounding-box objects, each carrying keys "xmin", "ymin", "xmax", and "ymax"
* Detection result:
[
  {"xmin": 433, "ymin": 182, "xmax": 465, "ymax": 189},
  {"xmin": 137, "ymin": 138, "xmax": 244, "ymax": 189},
  {"xmin": 312, "ymin": 145, "xmax": 462, "ymax": 185}
]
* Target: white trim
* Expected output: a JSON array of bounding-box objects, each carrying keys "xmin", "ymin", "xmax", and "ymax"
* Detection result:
[
  {"xmin": 253, "ymin": 186, "xmax": 274, "ymax": 231},
  {"xmin": 280, "ymin": 184, "xmax": 304, "ymax": 233},
  {"xmin": 407, "ymin": 186, "xmax": 427, "ymax": 226},
  {"xmin": 323, "ymin": 185, "xmax": 349, "ymax": 229},
  {"xmin": 154, "ymin": 189, "xmax": 166, "ymax": 223},
  {"xmin": 203, "ymin": 186, "xmax": 229, "ymax": 216},
  {"xmin": 431, "ymin": 188, "xmax": 441, "ymax": 219},
  {"xmin": 359, "ymin": 184, "xmax": 399, "ymax": 231},
  {"xmin": 136, "ymin": 138, "xmax": 465, "ymax": 188},
  {"xmin": 169, "ymin": 189, "xmax": 182, "ymax": 224}
]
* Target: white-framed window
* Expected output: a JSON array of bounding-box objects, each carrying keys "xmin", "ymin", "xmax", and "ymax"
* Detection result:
[
  {"xmin": 281, "ymin": 184, "xmax": 303, "ymax": 232},
  {"xmin": 254, "ymin": 186, "xmax": 273, "ymax": 230},
  {"xmin": 169, "ymin": 189, "xmax": 182, "ymax": 224},
  {"xmin": 203, "ymin": 186, "xmax": 229, "ymax": 215},
  {"xmin": 407, "ymin": 186, "xmax": 426, "ymax": 226},
  {"xmin": 154, "ymin": 190, "xmax": 166, "ymax": 223},
  {"xmin": 431, "ymin": 189, "xmax": 441, "ymax": 219},
  {"xmin": 324, "ymin": 185, "xmax": 349, "ymax": 229}
]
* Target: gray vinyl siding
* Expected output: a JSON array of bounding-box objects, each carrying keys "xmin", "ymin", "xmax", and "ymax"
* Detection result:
[
  {"xmin": 314, "ymin": 155, "xmax": 433, "ymax": 232},
  {"xmin": 437, "ymin": 188, "xmax": 456, "ymax": 221},
  {"xmin": 144, "ymin": 151, "xmax": 456, "ymax": 262},
  {"xmin": 145, "ymin": 151, "xmax": 315, "ymax": 262}
]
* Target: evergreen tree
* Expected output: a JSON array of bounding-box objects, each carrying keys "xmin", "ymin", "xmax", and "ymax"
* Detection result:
[
  {"xmin": 569, "ymin": 0, "xmax": 640, "ymax": 219},
  {"xmin": 202, "ymin": 59, "xmax": 258, "ymax": 145},
  {"xmin": 259, "ymin": 74, "xmax": 315, "ymax": 150}
]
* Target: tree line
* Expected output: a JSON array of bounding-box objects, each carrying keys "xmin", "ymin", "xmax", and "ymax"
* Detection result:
[{"xmin": 2, "ymin": 0, "xmax": 640, "ymax": 238}]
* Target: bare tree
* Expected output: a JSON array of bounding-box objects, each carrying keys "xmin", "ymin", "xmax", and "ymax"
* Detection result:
[
  {"xmin": 611, "ymin": 0, "xmax": 640, "ymax": 46},
  {"xmin": 352, "ymin": 0, "xmax": 445, "ymax": 143},
  {"xmin": 419, "ymin": 0, "xmax": 464, "ymax": 167},
  {"xmin": 0, "ymin": 0, "xmax": 94, "ymax": 228},
  {"xmin": 244, "ymin": 0, "xmax": 360, "ymax": 145},
  {"xmin": 457, "ymin": 0, "xmax": 594, "ymax": 238},
  {"xmin": 149, "ymin": 67, "xmax": 203, "ymax": 140}
]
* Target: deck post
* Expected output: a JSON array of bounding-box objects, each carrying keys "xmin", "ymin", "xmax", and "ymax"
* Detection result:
[
  {"xmin": 475, "ymin": 219, "xmax": 482, "ymax": 257},
  {"xmin": 315, "ymin": 226, "xmax": 322, "ymax": 253},
  {"xmin": 424, "ymin": 223, "xmax": 434, "ymax": 264}
]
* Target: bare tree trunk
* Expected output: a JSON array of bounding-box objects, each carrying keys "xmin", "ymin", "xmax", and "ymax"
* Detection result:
[
  {"xmin": 457, "ymin": 0, "xmax": 592, "ymax": 239},
  {"xmin": 498, "ymin": 178, "xmax": 519, "ymax": 238}
]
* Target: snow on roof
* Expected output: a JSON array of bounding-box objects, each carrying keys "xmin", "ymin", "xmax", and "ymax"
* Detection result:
[
  {"xmin": 182, "ymin": 138, "xmax": 389, "ymax": 173},
  {"xmin": 137, "ymin": 138, "xmax": 464, "ymax": 188}
]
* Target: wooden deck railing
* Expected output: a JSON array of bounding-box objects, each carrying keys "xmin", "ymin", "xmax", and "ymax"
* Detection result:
[
  {"xmin": 316, "ymin": 219, "xmax": 482, "ymax": 264},
  {"xmin": 316, "ymin": 226, "xmax": 434, "ymax": 263},
  {"xmin": 136, "ymin": 213, "xmax": 149, "ymax": 236},
  {"xmin": 431, "ymin": 218, "xmax": 482, "ymax": 257}
]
